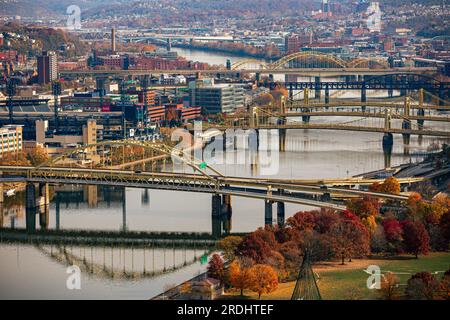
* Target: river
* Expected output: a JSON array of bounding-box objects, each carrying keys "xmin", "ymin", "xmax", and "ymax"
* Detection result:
[{"xmin": 0, "ymin": 49, "xmax": 448, "ymax": 300}]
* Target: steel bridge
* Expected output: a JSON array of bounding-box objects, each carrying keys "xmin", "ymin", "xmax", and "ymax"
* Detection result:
[
  {"xmin": 59, "ymin": 67, "xmax": 436, "ymax": 78},
  {"xmin": 0, "ymin": 137, "xmax": 430, "ymax": 230},
  {"xmin": 0, "ymin": 166, "xmax": 416, "ymax": 207}
]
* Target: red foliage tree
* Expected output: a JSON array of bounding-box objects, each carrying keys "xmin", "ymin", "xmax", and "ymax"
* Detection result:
[
  {"xmin": 439, "ymin": 210, "xmax": 450, "ymax": 250},
  {"xmin": 207, "ymin": 254, "xmax": 225, "ymax": 283},
  {"xmin": 346, "ymin": 196, "xmax": 380, "ymax": 219},
  {"xmin": 382, "ymin": 217, "xmax": 403, "ymax": 241},
  {"xmin": 236, "ymin": 233, "xmax": 273, "ymax": 264},
  {"xmin": 401, "ymin": 220, "xmax": 430, "ymax": 258},
  {"xmin": 328, "ymin": 212, "xmax": 370, "ymax": 264}
]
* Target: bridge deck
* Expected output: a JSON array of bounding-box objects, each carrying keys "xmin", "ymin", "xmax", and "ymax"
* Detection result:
[{"xmin": 0, "ymin": 166, "xmax": 418, "ymax": 211}]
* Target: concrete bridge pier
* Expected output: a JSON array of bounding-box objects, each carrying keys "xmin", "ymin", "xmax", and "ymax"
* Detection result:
[
  {"xmin": 417, "ymin": 108, "xmax": 425, "ymax": 129},
  {"xmin": 361, "ymin": 85, "xmax": 367, "ymax": 112},
  {"xmin": 255, "ymin": 129, "xmax": 260, "ymax": 150},
  {"xmin": 279, "ymin": 128, "xmax": 287, "ymax": 152},
  {"xmin": 221, "ymin": 194, "xmax": 232, "ymax": 218},
  {"xmin": 25, "ymin": 183, "xmax": 37, "ymax": 233},
  {"xmin": 55, "ymin": 196, "xmax": 60, "ymax": 230},
  {"xmin": 221, "ymin": 194, "xmax": 232, "ymax": 235},
  {"xmin": 212, "ymin": 194, "xmax": 223, "ymax": 238},
  {"xmin": 382, "ymin": 133, "xmax": 394, "ymax": 169},
  {"xmin": 277, "ymin": 201, "xmax": 285, "ymax": 227},
  {"xmin": 314, "ymin": 77, "xmax": 321, "ymax": 100},
  {"xmin": 324, "ymin": 86, "xmax": 330, "ymax": 105},
  {"xmin": 388, "ymin": 88, "xmax": 394, "ymax": 98},
  {"xmin": 212, "ymin": 194, "xmax": 222, "ymax": 218},
  {"xmin": 402, "ymin": 120, "xmax": 411, "ymax": 145},
  {"xmin": 302, "ymin": 108, "xmax": 311, "ymax": 123},
  {"xmin": 38, "ymin": 183, "xmax": 50, "ymax": 230},
  {"xmin": 265, "ymin": 200, "xmax": 273, "ymax": 226}
]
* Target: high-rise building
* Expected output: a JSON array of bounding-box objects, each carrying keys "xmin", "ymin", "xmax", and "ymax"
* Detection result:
[
  {"xmin": 322, "ymin": 0, "xmax": 329, "ymax": 13},
  {"xmin": 37, "ymin": 51, "xmax": 58, "ymax": 84},
  {"xmin": 189, "ymin": 84, "xmax": 244, "ymax": 114},
  {"xmin": 0, "ymin": 125, "xmax": 23, "ymax": 157},
  {"xmin": 285, "ymin": 36, "xmax": 301, "ymax": 54}
]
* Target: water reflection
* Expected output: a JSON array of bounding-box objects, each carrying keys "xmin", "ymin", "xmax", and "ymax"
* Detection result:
[{"xmin": 35, "ymin": 243, "xmax": 209, "ymax": 280}]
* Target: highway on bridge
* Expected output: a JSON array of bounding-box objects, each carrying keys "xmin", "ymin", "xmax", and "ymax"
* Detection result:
[{"xmin": 0, "ymin": 166, "xmax": 419, "ymax": 211}]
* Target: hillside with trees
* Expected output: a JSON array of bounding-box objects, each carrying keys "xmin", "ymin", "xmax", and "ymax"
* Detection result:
[{"xmin": 0, "ymin": 22, "xmax": 88, "ymax": 57}]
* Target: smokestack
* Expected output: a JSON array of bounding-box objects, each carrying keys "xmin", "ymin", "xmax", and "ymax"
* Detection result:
[{"xmin": 111, "ymin": 28, "xmax": 116, "ymax": 54}]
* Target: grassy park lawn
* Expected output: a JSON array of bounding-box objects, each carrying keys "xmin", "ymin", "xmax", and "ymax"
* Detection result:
[{"xmin": 222, "ymin": 252, "xmax": 450, "ymax": 300}]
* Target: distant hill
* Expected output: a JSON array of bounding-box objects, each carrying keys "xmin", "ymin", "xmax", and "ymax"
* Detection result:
[
  {"xmin": 0, "ymin": 0, "xmax": 128, "ymax": 18},
  {"xmin": 0, "ymin": 22, "xmax": 88, "ymax": 56},
  {"xmin": 0, "ymin": 0, "xmax": 315, "ymax": 19}
]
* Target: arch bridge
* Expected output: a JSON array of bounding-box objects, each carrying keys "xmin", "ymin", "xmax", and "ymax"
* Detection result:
[{"xmin": 230, "ymin": 52, "xmax": 392, "ymax": 70}]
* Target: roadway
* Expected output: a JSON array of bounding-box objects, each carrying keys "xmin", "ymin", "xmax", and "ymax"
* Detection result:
[
  {"xmin": 286, "ymin": 101, "xmax": 450, "ymax": 111},
  {"xmin": 204, "ymin": 122, "xmax": 450, "ymax": 137},
  {"xmin": 279, "ymin": 111, "xmax": 450, "ymax": 122},
  {"xmin": 59, "ymin": 67, "xmax": 436, "ymax": 78},
  {"xmin": 0, "ymin": 166, "xmax": 418, "ymax": 211}
]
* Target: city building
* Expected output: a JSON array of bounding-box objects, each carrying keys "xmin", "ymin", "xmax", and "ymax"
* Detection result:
[
  {"xmin": 61, "ymin": 92, "xmax": 112, "ymax": 111},
  {"xmin": 285, "ymin": 35, "xmax": 301, "ymax": 54},
  {"xmin": 35, "ymin": 119, "xmax": 99, "ymax": 157},
  {"xmin": 37, "ymin": 51, "xmax": 58, "ymax": 84},
  {"xmin": 189, "ymin": 83, "xmax": 244, "ymax": 114},
  {"xmin": 0, "ymin": 125, "xmax": 23, "ymax": 157}
]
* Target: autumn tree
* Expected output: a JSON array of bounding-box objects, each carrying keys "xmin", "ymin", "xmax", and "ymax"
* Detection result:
[
  {"xmin": 218, "ymin": 236, "xmax": 242, "ymax": 261},
  {"xmin": 248, "ymin": 264, "xmax": 279, "ymax": 299},
  {"xmin": 371, "ymin": 224, "xmax": 388, "ymax": 253},
  {"xmin": 253, "ymin": 93, "xmax": 274, "ymax": 106},
  {"xmin": 439, "ymin": 210, "xmax": 450, "ymax": 250},
  {"xmin": 406, "ymin": 272, "xmax": 440, "ymax": 300},
  {"xmin": 381, "ymin": 216, "xmax": 403, "ymax": 254},
  {"xmin": 369, "ymin": 177, "xmax": 400, "ymax": 195},
  {"xmin": 0, "ymin": 151, "xmax": 30, "ymax": 166},
  {"xmin": 328, "ymin": 212, "xmax": 370, "ymax": 264},
  {"xmin": 236, "ymin": 231, "xmax": 273, "ymax": 264},
  {"xmin": 405, "ymin": 193, "xmax": 436, "ymax": 224},
  {"xmin": 380, "ymin": 272, "xmax": 401, "ymax": 300},
  {"xmin": 207, "ymin": 254, "xmax": 225, "ymax": 284},
  {"xmin": 346, "ymin": 197, "xmax": 380, "ymax": 233},
  {"xmin": 401, "ymin": 220, "xmax": 430, "ymax": 258},
  {"xmin": 382, "ymin": 177, "xmax": 401, "ymax": 195},
  {"xmin": 27, "ymin": 145, "xmax": 49, "ymax": 166},
  {"xmin": 227, "ymin": 259, "xmax": 253, "ymax": 296},
  {"xmin": 439, "ymin": 269, "xmax": 450, "ymax": 300}
]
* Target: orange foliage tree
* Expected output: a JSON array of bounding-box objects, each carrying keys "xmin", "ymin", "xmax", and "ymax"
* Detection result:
[
  {"xmin": 248, "ymin": 264, "xmax": 279, "ymax": 299},
  {"xmin": 228, "ymin": 259, "xmax": 253, "ymax": 296},
  {"xmin": 0, "ymin": 151, "xmax": 30, "ymax": 166},
  {"xmin": 27, "ymin": 145, "xmax": 49, "ymax": 166},
  {"xmin": 346, "ymin": 196, "xmax": 380, "ymax": 233},
  {"xmin": 369, "ymin": 177, "xmax": 400, "ymax": 195}
]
